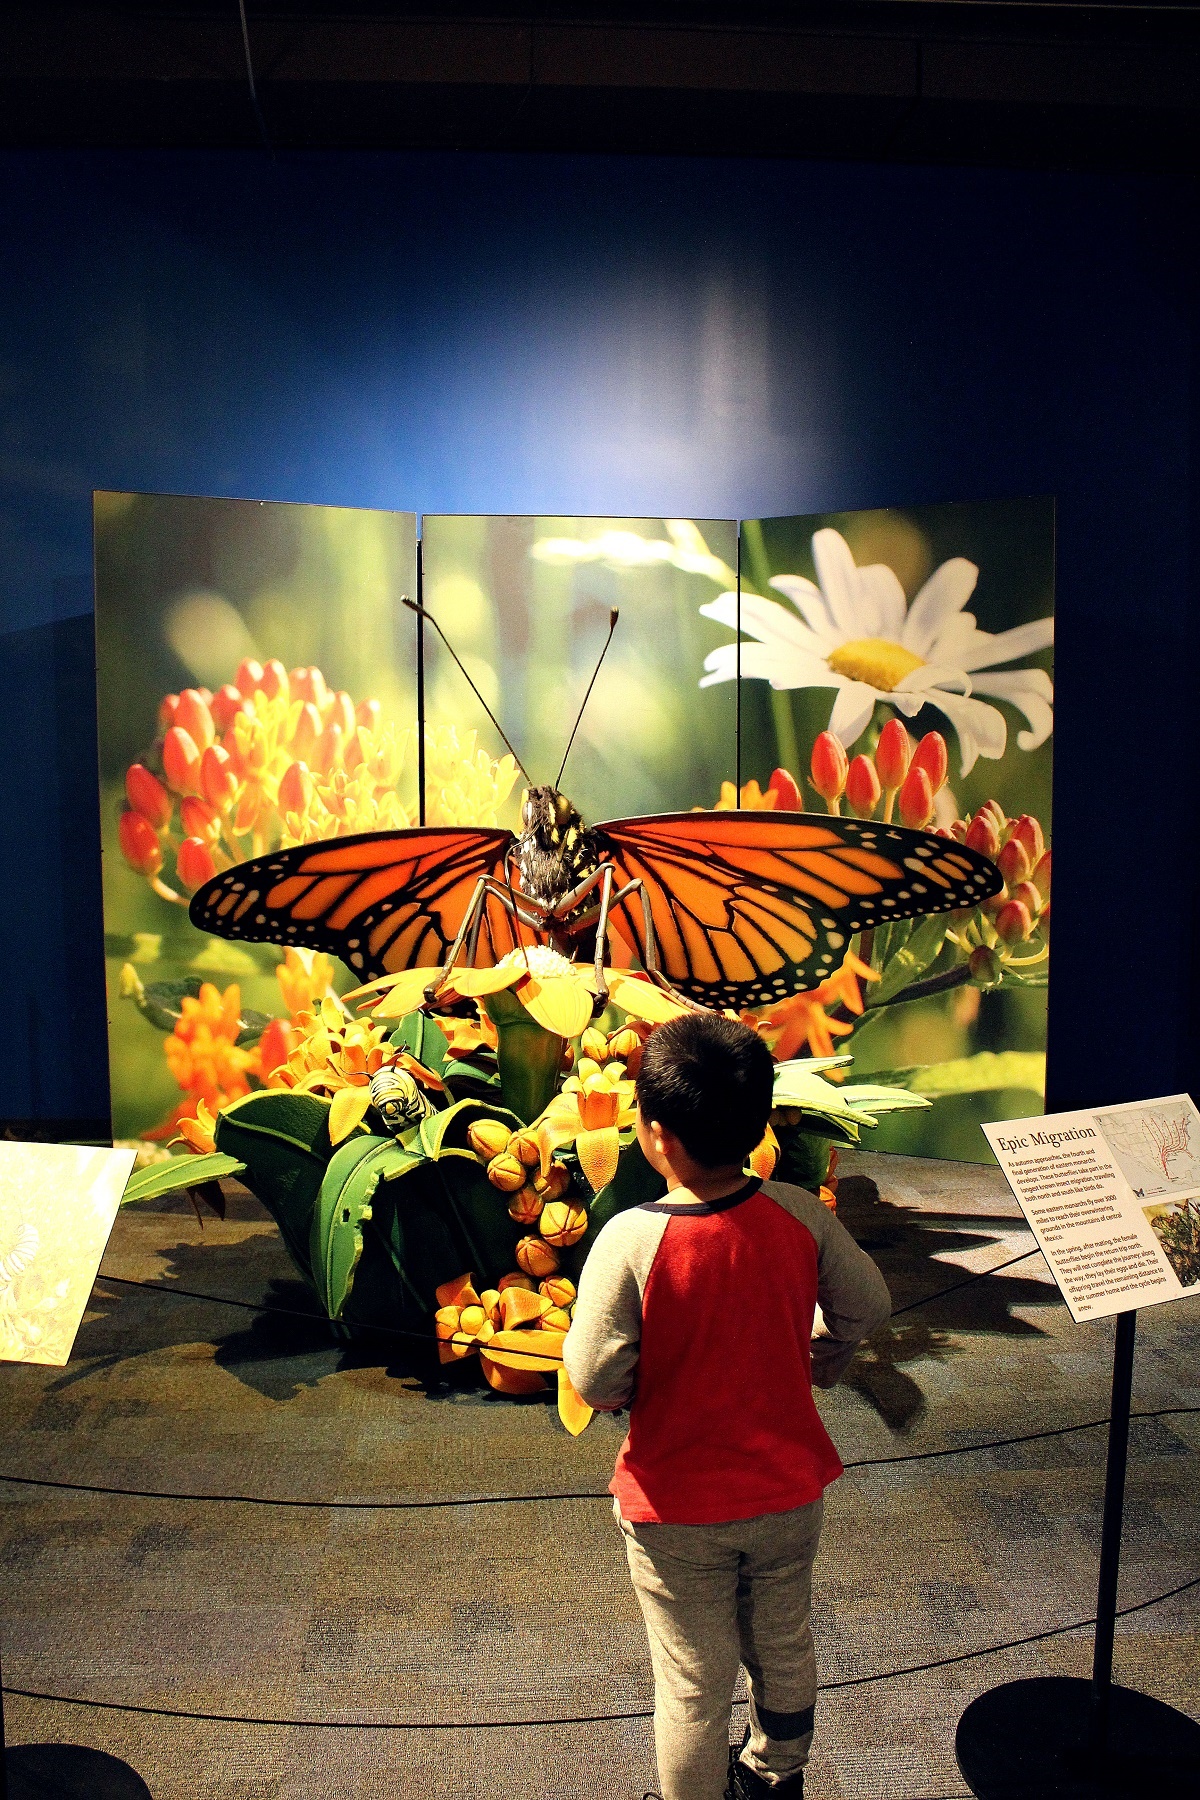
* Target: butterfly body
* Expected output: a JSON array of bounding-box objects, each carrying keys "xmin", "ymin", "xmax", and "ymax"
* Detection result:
[{"xmin": 189, "ymin": 788, "xmax": 1002, "ymax": 1015}]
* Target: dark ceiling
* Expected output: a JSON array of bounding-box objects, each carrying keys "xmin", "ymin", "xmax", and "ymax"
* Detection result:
[{"xmin": 3, "ymin": 2, "xmax": 1197, "ymax": 169}]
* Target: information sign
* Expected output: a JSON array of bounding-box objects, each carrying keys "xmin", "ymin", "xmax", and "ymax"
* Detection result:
[{"xmin": 984, "ymin": 1095, "xmax": 1200, "ymax": 1321}]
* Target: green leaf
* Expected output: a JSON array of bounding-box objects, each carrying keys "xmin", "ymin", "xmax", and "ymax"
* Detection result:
[
  {"xmin": 869, "ymin": 915, "xmax": 949, "ymax": 1004},
  {"xmin": 234, "ymin": 1008, "xmax": 276, "ymax": 1047},
  {"xmin": 389, "ymin": 1011, "xmax": 451, "ymax": 1080},
  {"xmin": 866, "ymin": 1051, "xmax": 1046, "ymax": 1098},
  {"xmin": 105, "ymin": 931, "xmax": 162, "ymax": 964},
  {"xmin": 777, "ymin": 1128, "xmax": 845, "ymax": 1188},
  {"xmin": 998, "ymin": 962, "xmax": 1049, "ymax": 989},
  {"xmin": 189, "ymin": 940, "xmax": 269, "ymax": 977},
  {"xmin": 310, "ymin": 1136, "xmax": 418, "ymax": 1319},
  {"xmin": 772, "ymin": 1060, "xmax": 931, "ymax": 1131},
  {"xmin": 214, "ymin": 1090, "xmax": 338, "ymax": 1281},
  {"xmin": 121, "ymin": 1152, "xmax": 246, "ymax": 1205},
  {"xmin": 418, "ymin": 1096, "xmax": 524, "ymax": 1162}
]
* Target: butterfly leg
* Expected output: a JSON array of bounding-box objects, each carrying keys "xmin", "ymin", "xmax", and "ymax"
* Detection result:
[{"xmin": 429, "ymin": 875, "xmax": 491, "ymax": 999}]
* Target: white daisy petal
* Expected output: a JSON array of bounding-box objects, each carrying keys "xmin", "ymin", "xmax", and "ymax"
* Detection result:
[
  {"xmin": 969, "ymin": 671, "xmax": 1054, "ymax": 749},
  {"xmin": 901, "ymin": 557, "xmax": 979, "ymax": 656},
  {"xmin": 828, "ymin": 681, "xmax": 881, "ymax": 746},
  {"xmin": 927, "ymin": 692, "xmax": 1009, "ymax": 776},
  {"xmin": 700, "ymin": 591, "xmax": 828, "ymax": 655},
  {"xmin": 811, "ymin": 530, "xmax": 872, "ymax": 638},
  {"xmin": 699, "ymin": 644, "xmax": 739, "ymax": 688},
  {"xmin": 768, "ymin": 574, "xmax": 837, "ymax": 640},
  {"xmin": 858, "ymin": 564, "xmax": 908, "ymax": 639},
  {"xmin": 955, "ymin": 617, "xmax": 1054, "ymax": 672},
  {"xmin": 895, "ymin": 664, "xmax": 972, "ymax": 695}
]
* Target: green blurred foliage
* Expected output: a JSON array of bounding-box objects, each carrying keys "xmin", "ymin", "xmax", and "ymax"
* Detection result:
[
  {"xmin": 95, "ymin": 494, "xmax": 417, "ymax": 1141},
  {"xmin": 421, "ymin": 516, "xmax": 739, "ymax": 825}
]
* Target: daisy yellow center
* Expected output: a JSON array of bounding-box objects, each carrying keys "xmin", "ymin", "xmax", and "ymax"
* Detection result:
[{"xmin": 827, "ymin": 638, "xmax": 924, "ymax": 692}]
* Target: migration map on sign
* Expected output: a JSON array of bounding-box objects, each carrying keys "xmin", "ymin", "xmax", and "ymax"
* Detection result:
[{"xmin": 983, "ymin": 1095, "xmax": 1200, "ymax": 1323}]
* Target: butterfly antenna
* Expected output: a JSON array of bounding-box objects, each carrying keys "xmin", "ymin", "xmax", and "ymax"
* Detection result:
[
  {"xmin": 556, "ymin": 608, "xmax": 619, "ymax": 790},
  {"xmin": 401, "ymin": 597, "xmax": 530, "ymax": 782}
]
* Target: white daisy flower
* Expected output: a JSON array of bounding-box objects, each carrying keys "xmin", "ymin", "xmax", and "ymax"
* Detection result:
[{"xmin": 699, "ymin": 528, "xmax": 1053, "ymax": 776}]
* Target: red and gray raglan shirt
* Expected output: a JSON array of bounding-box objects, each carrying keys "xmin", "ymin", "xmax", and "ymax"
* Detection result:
[{"xmin": 563, "ymin": 1177, "xmax": 891, "ymax": 1525}]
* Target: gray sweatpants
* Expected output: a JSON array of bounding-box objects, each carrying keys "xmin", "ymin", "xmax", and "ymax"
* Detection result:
[{"xmin": 618, "ymin": 1496, "xmax": 824, "ymax": 1800}]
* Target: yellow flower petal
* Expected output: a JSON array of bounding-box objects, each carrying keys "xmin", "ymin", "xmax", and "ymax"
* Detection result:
[
  {"xmin": 444, "ymin": 964, "xmax": 526, "ymax": 997},
  {"xmin": 369, "ymin": 967, "xmax": 447, "ymax": 1018},
  {"xmin": 346, "ymin": 967, "xmax": 444, "ymax": 1004},
  {"xmin": 576, "ymin": 1126, "xmax": 620, "ymax": 1192},
  {"xmin": 329, "ymin": 1084, "xmax": 374, "ymax": 1145},
  {"xmin": 521, "ymin": 976, "xmax": 595, "ymax": 1039},
  {"xmin": 557, "ymin": 1365, "xmax": 594, "ymax": 1436},
  {"xmin": 607, "ymin": 974, "xmax": 693, "ymax": 1024}
]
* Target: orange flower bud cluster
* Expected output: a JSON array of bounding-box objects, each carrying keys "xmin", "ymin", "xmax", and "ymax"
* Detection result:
[
  {"xmin": 118, "ymin": 663, "xmax": 412, "ymax": 901},
  {"xmin": 949, "ymin": 805, "xmax": 1050, "ymax": 942},
  {"xmin": 431, "ymin": 1270, "xmax": 579, "ymax": 1404},
  {"xmin": 713, "ymin": 766, "xmax": 803, "ymax": 813},
  {"xmin": 468, "ymin": 1117, "xmax": 576, "ymax": 1225},
  {"xmin": 817, "ymin": 727, "xmax": 949, "ymax": 827}
]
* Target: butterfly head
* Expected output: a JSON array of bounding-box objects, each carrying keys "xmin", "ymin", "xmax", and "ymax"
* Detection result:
[{"xmin": 517, "ymin": 785, "xmax": 595, "ymax": 903}]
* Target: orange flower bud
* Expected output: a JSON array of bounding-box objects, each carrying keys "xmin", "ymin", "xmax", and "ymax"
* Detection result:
[
  {"xmin": 235, "ymin": 657, "xmax": 265, "ymax": 697},
  {"xmin": 125, "ymin": 763, "xmax": 172, "ymax": 830},
  {"xmin": 313, "ymin": 721, "xmax": 342, "ymax": 775},
  {"xmin": 508, "ymin": 1189, "xmax": 544, "ymax": 1225},
  {"xmin": 1032, "ymin": 850, "xmax": 1051, "ymax": 899},
  {"xmin": 200, "ymin": 743, "xmax": 238, "ymax": 810},
  {"xmin": 162, "ymin": 725, "xmax": 203, "ymax": 796},
  {"xmin": 532, "ymin": 1162, "xmax": 570, "ymax": 1201},
  {"xmin": 516, "ymin": 1236, "xmax": 560, "ymax": 1279},
  {"xmin": 845, "ymin": 755, "xmax": 881, "ymax": 819},
  {"xmin": 949, "ymin": 819, "xmax": 968, "ymax": 842},
  {"xmin": 118, "ymin": 809, "xmax": 163, "ymax": 877},
  {"xmin": 539, "ymin": 1276, "xmax": 577, "ymax": 1307},
  {"xmin": 174, "ymin": 688, "xmax": 215, "ymax": 750},
  {"xmin": 964, "ymin": 810, "xmax": 1000, "ymax": 859},
  {"xmin": 180, "ymin": 795, "xmax": 220, "ymax": 842},
  {"xmin": 1008, "ymin": 814, "xmax": 1045, "ymax": 867},
  {"xmin": 487, "ymin": 1151, "xmax": 527, "ymax": 1193},
  {"xmin": 157, "ymin": 693, "xmax": 180, "ymax": 732},
  {"xmin": 176, "ymin": 836, "xmax": 218, "ymax": 892},
  {"xmin": 1009, "ymin": 880, "xmax": 1043, "ymax": 918},
  {"xmin": 210, "ymin": 683, "xmax": 247, "ymax": 731},
  {"xmin": 290, "ymin": 702, "xmax": 321, "ymax": 761},
  {"xmin": 767, "ymin": 767, "xmax": 802, "ymax": 812},
  {"xmin": 356, "ymin": 697, "xmax": 381, "ymax": 731},
  {"xmin": 995, "ymin": 899, "xmax": 1032, "ymax": 944},
  {"xmin": 259, "ymin": 659, "xmax": 290, "ymax": 702},
  {"xmin": 910, "ymin": 731, "xmax": 949, "ymax": 794},
  {"xmin": 995, "ymin": 837, "xmax": 1031, "ymax": 887},
  {"xmin": 497, "ymin": 1271, "xmax": 535, "ymax": 1292},
  {"xmin": 606, "ymin": 1025, "xmax": 643, "ymax": 1061},
  {"xmin": 875, "ymin": 719, "xmax": 912, "ymax": 791},
  {"xmin": 540, "ymin": 1200, "xmax": 588, "ymax": 1248},
  {"xmin": 344, "ymin": 728, "xmax": 367, "ymax": 773},
  {"xmin": 897, "ymin": 766, "xmax": 934, "ymax": 829},
  {"xmin": 969, "ymin": 944, "xmax": 1002, "ymax": 987},
  {"xmin": 258, "ymin": 1016, "xmax": 295, "ymax": 1077},
  {"xmin": 810, "ymin": 731, "xmax": 848, "ymax": 805},
  {"xmin": 278, "ymin": 760, "xmax": 314, "ymax": 817}
]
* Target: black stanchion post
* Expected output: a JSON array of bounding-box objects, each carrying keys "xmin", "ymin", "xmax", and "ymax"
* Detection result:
[
  {"xmin": 416, "ymin": 541, "xmax": 426, "ymax": 827},
  {"xmin": 1091, "ymin": 1307, "xmax": 1136, "ymax": 1747},
  {"xmin": 955, "ymin": 1306, "xmax": 1200, "ymax": 1799}
]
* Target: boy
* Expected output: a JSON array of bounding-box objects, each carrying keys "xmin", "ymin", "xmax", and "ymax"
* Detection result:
[{"xmin": 563, "ymin": 1014, "xmax": 890, "ymax": 1800}]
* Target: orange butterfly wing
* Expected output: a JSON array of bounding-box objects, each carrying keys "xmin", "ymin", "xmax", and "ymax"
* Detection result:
[
  {"xmin": 593, "ymin": 811, "xmax": 1001, "ymax": 1009},
  {"xmin": 188, "ymin": 828, "xmax": 527, "ymax": 980}
]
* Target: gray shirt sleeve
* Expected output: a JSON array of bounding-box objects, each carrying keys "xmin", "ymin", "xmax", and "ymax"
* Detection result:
[
  {"xmin": 562, "ymin": 1208, "xmax": 669, "ymax": 1410},
  {"xmin": 762, "ymin": 1180, "xmax": 892, "ymax": 1385}
]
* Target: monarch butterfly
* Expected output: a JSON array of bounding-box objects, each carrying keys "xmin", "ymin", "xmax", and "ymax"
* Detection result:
[
  {"xmin": 188, "ymin": 601, "xmax": 1002, "ymax": 1011},
  {"xmin": 189, "ymin": 788, "xmax": 1000, "ymax": 1013}
]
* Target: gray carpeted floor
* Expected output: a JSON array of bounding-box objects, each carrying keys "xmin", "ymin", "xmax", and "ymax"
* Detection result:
[{"xmin": 1, "ymin": 1151, "xmax": 1197, "ymax": 1798}]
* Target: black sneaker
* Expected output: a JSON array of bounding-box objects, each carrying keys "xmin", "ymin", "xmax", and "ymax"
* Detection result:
[{"xmin": 730, "ymin": 1757, "xmax": 805, "ymax": 1799}]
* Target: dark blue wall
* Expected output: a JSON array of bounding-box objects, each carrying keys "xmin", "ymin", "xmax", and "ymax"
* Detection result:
[{"xmin": 0, "ymin": 151, "xmax": 1195, "ymax": 1124}]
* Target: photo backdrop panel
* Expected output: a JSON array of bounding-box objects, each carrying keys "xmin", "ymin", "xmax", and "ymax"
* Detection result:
[
  {"xmin": 420, "ymin": 516, "xmax": 740, "ymax": 829},
  {"xmin": 735, "ymin": 498, "xmax": 1054, "ymax": 1162},
  {"xmin": 95, "ymin": 493, "xmax": 417, "ymax": 1143}
]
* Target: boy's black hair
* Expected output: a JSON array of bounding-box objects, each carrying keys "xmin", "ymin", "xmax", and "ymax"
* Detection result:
[{"xmin": 635, "ymin": 1013, "xmax": 775, "ymax": 1169}]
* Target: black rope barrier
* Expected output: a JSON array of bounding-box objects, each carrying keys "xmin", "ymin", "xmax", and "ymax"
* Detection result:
[
  {"xmin": 2, "ymin": 1407, "xmax": 1195, "ymax": 1511},
  {"xmin": 3, "ymin": 1574, "xmax": 1195, "ymax": 1729},
  {"xmin": 90, "ymin": 1235, "xmax": 1048, "ymax": 1372}
]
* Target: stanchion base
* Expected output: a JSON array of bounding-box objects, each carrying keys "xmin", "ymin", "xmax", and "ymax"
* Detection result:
[
  {"xmin": 4, "ymin": 1743, "xmax": 153, "ymax": 1798},
  {"xmin": 956, "ymin": 1677, "xmax": 1200, "ymax": 1800}
]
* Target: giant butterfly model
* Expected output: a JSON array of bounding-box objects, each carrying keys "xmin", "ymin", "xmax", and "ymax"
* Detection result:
[{"xmin": 190, "ymin": 605, "xmax": 1002, "ymax": 1012}]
